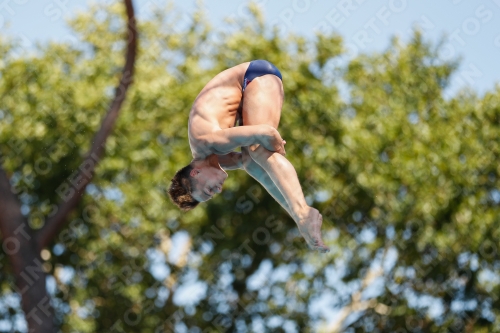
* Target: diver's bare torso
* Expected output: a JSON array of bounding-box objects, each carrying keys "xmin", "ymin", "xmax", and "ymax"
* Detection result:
[{"xmin": 188, "ymin": 62, "xmax": 250, "ymax": 159}]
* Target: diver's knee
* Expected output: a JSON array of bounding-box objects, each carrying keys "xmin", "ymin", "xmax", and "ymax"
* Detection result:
[{"xmin": 247, "ymin": 144, "xmax": 275, "ymax": 164}]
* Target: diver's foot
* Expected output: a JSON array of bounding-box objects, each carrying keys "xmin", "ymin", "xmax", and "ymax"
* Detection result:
[{"xmin": 296, "ymin": 207, "xmax": 330, "ymax": 253}]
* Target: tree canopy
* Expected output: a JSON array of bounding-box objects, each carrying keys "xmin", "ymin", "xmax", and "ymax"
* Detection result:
[{"xmin": 1, "ymin": 2, "xmax": 499, "ymax": 332}]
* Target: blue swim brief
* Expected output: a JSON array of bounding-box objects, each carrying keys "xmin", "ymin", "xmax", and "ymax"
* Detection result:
[{"xmin": 242, "ymin": 60, "xmax": 282, "ymax": 92}]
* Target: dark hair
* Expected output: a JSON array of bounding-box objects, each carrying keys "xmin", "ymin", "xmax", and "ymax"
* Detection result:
[{"xmin": 167, "ymin": 164, "xmax": 200, "ymax": 211}]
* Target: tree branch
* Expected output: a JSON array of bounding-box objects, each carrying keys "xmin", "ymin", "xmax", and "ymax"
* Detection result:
[
  {"xmin": 0, "ymin": 167, "xmax": 28, "ymax": 267},
  {"xmin": 324, "ymin": 247, "xmax": 390, "ymax": 333},
  {"xmin": 36, "ymin": 0, "xmax": 138, "ymax": 251},
  {"xmin": 0, "ymin": 168, "xmax": 55, "ymax": 332}
]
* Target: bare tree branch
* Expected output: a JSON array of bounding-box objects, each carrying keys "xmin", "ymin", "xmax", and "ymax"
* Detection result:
[
  {"xmin": 1, "ymin": 3, "xmax": 138, "ymax": 331},
  {"xmin": 36, "ymin": 0, "xmax": 138, "ymax": 250}
]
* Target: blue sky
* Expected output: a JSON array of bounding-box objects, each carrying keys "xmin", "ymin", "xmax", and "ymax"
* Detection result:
[{"xmin": 2, "ymin": 0, "xmax": 500, "ymax": 95}]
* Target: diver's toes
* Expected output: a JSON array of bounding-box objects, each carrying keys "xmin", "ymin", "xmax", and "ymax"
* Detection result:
[{"xmin": 317, "ymin": 246, "xmax": 330, "ymax": 253}]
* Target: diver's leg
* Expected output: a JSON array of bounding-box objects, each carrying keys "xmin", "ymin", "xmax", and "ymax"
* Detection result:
[{"xmin": 241, "ymin": 75, "xmax": 329, "ymax": 252}]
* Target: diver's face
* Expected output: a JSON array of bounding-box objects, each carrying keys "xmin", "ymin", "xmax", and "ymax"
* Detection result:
[{"xmin": 190, "ymin": 165, "xmax": 228, "ymax": 202}]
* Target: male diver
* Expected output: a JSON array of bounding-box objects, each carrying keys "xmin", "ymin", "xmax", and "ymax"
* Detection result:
[{"xmin": 168, "ymin": 60, "xmax": 329, "ymax": 253}]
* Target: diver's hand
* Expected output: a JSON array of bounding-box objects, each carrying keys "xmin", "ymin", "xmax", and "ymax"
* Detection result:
[{"xmin": 260, "ymin": 127, "xmax": 286, "ymax": 156}]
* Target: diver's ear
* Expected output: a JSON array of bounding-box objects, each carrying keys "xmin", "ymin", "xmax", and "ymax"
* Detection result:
[{"xmin": 190, "ymin": 169, "xmax": 199, "ymax": 177}]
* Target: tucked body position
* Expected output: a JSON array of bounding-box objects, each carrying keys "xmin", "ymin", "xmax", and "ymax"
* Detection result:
[{"xmin": 168, "ymin": 60, "xmax": 329, "ymax": 253}]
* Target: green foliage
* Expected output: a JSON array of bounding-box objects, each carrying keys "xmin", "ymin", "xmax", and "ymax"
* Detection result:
[{"xmin": 1, "ymin": 2, "xmax": 500, "ymax": 333}]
